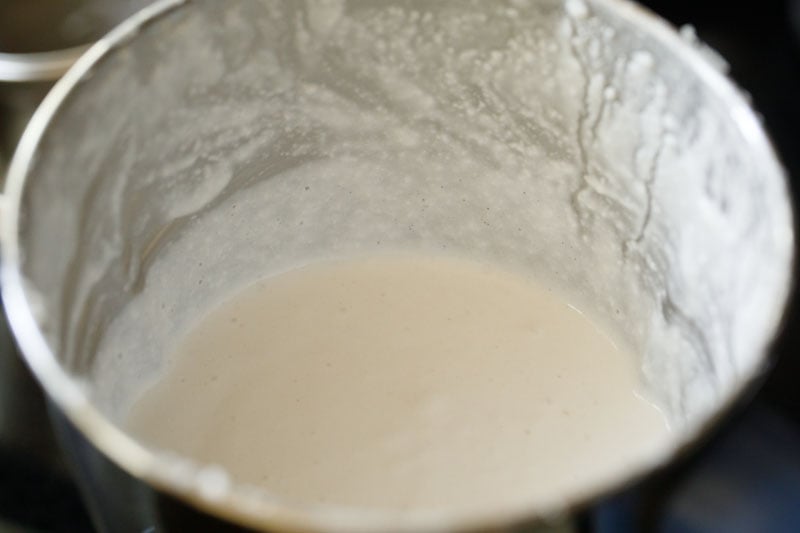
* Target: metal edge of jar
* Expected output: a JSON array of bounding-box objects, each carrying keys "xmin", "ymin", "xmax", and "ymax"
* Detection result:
[{"xmin": 0, "ymin": 46, "xmax": 91, "ymax": 83}]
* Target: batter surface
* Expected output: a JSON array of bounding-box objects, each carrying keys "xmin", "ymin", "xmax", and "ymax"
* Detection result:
[{"xmin": 126, "ymin": 254, "xmax": 670, "ymax": 515}]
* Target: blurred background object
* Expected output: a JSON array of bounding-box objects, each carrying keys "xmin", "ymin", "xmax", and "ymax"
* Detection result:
[
  {"xmin": 0, "ymin": 0, "xmax": 152, "ymax": 53},
  {"xmin": 0, "ymin": 0, "xmax": 798, "ymax": 531},
  {"xmin": 0, "ymin": 0, "xmax": 154, "ymax": 166}
]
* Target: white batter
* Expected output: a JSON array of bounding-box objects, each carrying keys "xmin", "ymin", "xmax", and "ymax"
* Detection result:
[{"xmin": 126, "ymin": 254, "xmax": 670, "ymax": 516}]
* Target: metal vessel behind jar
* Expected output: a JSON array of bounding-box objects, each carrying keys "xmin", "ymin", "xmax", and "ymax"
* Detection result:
[{"xmin": 1, "ymin": 0, "xmax": 794, "ymax": 531}]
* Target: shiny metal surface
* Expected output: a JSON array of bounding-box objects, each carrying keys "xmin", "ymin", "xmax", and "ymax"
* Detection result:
[
  {"xmin": 0, "ymin": 0, "xmax": 156, "ymax": 499},
  {"xmin": 1, "ymin": 0, "xmax": 794, "ymax": 531},
  {"xmin": 0, "ymin": 48, "xmax": 90, "ymax": 83}
]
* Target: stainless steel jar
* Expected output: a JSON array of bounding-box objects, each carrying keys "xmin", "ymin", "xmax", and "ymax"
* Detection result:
[{"xmin": 2, "ymin": 0, "xmax": 794, "ymax": 531}]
